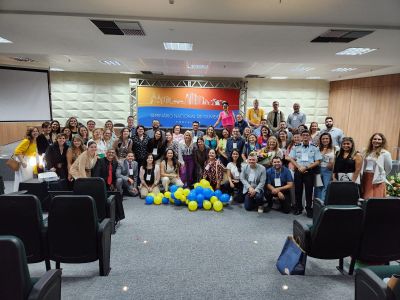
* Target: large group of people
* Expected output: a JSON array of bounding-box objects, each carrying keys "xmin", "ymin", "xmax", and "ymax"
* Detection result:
[{"xmin": 13, "ymin": 99, "xmax": 393, "ymax": 218}]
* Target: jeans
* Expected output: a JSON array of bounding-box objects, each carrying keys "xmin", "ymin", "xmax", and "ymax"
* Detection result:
[
  {"xmin": 244, "ymin": 191, "xmax": 265, "ymax": 211},
  {"xmin": 314, "ymin": 167, "xmax": 332, "ymax": 202}
]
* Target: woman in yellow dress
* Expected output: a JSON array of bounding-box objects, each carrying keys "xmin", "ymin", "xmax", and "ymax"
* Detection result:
[{"xmin": 13, "ymin": 127, "xmax": 40, "ymax": 191}]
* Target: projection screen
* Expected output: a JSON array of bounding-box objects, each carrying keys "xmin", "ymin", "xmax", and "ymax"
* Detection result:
[{"xmin": 0, "ymin": 67, "xmax": 52, "ymax": 121}]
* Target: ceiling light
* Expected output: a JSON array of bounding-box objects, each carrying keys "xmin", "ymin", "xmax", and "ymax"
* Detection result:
[
  {"xmin": 11, "ymin": 56, "xmax": 36, "ymax": 62},
  {"xmin": 163, "ymin": 42, "xmax": 193, "ymax": 51},
  {"xmin": 292, "ymin": 66, "xmax": 315, "ymax": 72},
  {"xmin": 50, "ymin": 67, "xmax": 64, "ymax": 72},
  {"xmin": 120, "ymin": 71, "xmax": 135, "ymax": 74},
  {"xmin": 187, "ymin": 64, "xmax": 208, "ymax": 70},
  {"xmin": 270, "ymin": 76, "xmax": 288, "ymax": 79},
  {"xmin": 331, "ymin": 67, "xmax": 357, "ymax": 72},
  {"xmin": 99, "ymin": 59, "xmax": 121, "ymax": 66},
  {"xmin": 306, "ymin": 76, "xmax": 322, "ymax": 79},
  {"xmin": 336, "ymin": 47, "xmax": 377, "ymax": 56},
  {"xmin": 0, "ymin": 36, "xmax": 13, "ymax": 43}
]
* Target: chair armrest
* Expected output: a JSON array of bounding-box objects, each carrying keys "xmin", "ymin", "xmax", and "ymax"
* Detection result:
[
  {"xmin": 313, "ymin": 198, "xmax": 325, "ymax": 224},
  {"xmin": 28, "ymin": 269, "xmax": 62, "ymax": 300},
  {"xmin": 98, "ymin": 218, "xmax": 112, "ymax": 276},
  {"xmin": 106, "ymin": 195, "xmax": 116, "ymax": 233},
  {"xmin": 6, "ymin": 190, "xmax": 28, "ymax": 195},
  {"xmin": 293, "ymin": 219, "xmax": 311, "ymax": 253},
  {"xmin": 355, "ymin": 268, "xmax": 390, "ymax": 300}
]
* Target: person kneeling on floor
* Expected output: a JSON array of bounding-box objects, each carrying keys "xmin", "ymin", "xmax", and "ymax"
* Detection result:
[
  {"xmin": 240, "ymin": 152, "xmax": 266, "ymax": 212},
  {"xmin": 265, "ymin": 156, "xmax": 293, "ymax": 213},
  {"xmin": 116, "ymin": 151, "xmax": 139, "ymax": 197}
]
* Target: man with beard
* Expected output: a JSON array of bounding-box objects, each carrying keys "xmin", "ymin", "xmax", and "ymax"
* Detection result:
[
  {"xmin": 319, "ymin": 117, "xmax": 344, "ymax": 147},
  {"xmin": 146, "ymin": 119, "xmax": 165, "ymax": 141}
]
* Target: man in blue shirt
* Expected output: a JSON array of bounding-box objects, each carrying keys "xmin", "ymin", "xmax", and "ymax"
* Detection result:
[
  {"xmin": 225, "ymin": 127, "xmax": 245, "ymax": 158},
  {"xmin": 234, "ymin": 114, "xmax": 249, "ymax": 135},
  {"xmin": 319, "ymin": 116, "xmax": 344, "ymax": 147},
  {"xmin": 289, "ymin": 130, "xmax": 322, "ymax": 218},
  {"xmin": 265, "ymin": 156, "xmax": 293, "ymax": 214}
]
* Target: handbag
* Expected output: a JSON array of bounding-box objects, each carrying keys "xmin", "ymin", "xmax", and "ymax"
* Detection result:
[
  {"xmin": 276, "ymin": 236, "xmax": 307, "ymax": 275},
  {"xmin": 6, "ymin": 155, "xmax": 21, "ymax": 171},
  {"xmin": 338, "ymin": 172, "xmax": 360, "ymax": 185}
]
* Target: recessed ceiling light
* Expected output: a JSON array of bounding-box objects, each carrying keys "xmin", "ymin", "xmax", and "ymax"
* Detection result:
[
  {"xmin": 11, "ymin": 56, "xmax": 36, "ymax": 62},
  {"xmin": 163, "ymin": 42, "xmax": 193, "ymax": 51},
  {"xmin": 119, "ymin": 71, "xmax": 135, "ymax": 74},
  {"xmin": 331, "ymin": 67, "xmax": 357, "ymax": 72},
  {"xmin": 306, "ymin": 76, "xmax": 322, "ymax": 79},
  {"xmin": 336, "ymin": 48, "xmax": 377, "ymax": 56},
  {"xmin": 99, "ymin": 59, "xmax": 121, "ymax": 66},
  {"xmin": 292, "ymin": 66, "xmax": 315, "ymax": 72},
  {"xmin": 0, "ymin": 36, "xmax": 13, "ymax": 43},
  {"xmin": 50, "ymin": 67, "xmax": 64, "ymax": 72},
  {"xmin": 270, "ymin": 76, "xmax": 288, "ymax": 79},
  {"xmin": 187, "ymin": 64, "xmax": 208, "ymax": 70}
]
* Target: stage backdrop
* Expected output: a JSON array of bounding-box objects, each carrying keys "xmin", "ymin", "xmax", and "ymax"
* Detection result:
[{"xmin": 137, "ymin": 87, "xmax": 240, "ymax": 127}]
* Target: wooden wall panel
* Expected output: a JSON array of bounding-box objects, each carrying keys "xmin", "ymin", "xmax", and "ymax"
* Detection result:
[
  {"xmin": 0, "ymin": 122, "xmax": 41, "ymax": 145},
  {"xmin": 329, "ymin": 74, "xmax": 400, "ymax": 159}
]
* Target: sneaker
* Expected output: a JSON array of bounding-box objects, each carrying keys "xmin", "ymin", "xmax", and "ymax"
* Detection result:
[
  {"xmin": 293, "ymin": 210, "xmax": 302, "ymax": 215},
  {"xmin": 258, "ymin": 206, "xmax": 264, "ymax": 213}
]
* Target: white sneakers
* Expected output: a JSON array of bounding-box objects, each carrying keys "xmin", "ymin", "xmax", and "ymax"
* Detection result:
[{"xmin": 258, "ymin": 206, "xmax": 264, "ymax": 213}]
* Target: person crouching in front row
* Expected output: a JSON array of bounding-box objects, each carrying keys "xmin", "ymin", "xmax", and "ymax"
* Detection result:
[
  {"xmin": 240, "ymin": 152, "xmax": 266, "ymax": 213},
  {"xmin": 116, "ymin": 151, "xmax": 139, "ymax": 197},
  {"xmin": 265, "ymin": 156, "xmax": 293, "ymax": 213},
  {"xmin": 139, "ymin": 154, "xmax": 160, "ymax": 198},
  {"xmin": 92, "ymin": 148, "xmax": 122, "ymax": 193}
]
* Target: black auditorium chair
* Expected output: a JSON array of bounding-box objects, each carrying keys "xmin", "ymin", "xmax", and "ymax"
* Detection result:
[
  {"xmin": 293, "ymin": 205, "xmax": 363, "ymax": 273},
  {"xmin": 355, "ymin": 265, "xmax": 400, "ymax": 300},
  {"xmin": 349, "ymin": 197, "xmax": 400, "ymax": 275},
  {"xmin": 0, "ymin": 235, "xmax": 61, "ymax": 300},
  {"xmin": 313, "ymin": 181, "xmax": 360, "ymax": 223},
  {"xmin": 49, "ymin": 177, "xmax": 117, "ymax": 234},
  {"xmin": 47, "ymin": 195, "xmax": 112, "ymax": 276},
  {"xmin": 0, "ymin": 194, "xmax": 50, "ymax": 270}
]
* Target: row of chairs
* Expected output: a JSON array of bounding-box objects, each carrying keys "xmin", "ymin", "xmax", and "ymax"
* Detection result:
[
  {"xmin": 293, "ymin": 181, "xmax": 400, "ymax": 275},
  {"xmin": 0, "ymin": 193, "xmax": 112, "ymax": 277}
]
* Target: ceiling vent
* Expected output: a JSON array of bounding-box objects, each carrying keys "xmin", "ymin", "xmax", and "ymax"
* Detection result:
[
  {"xmin": 311, "ymin": 29, "xmax": 373, "ymax": 43},
  {"xmin": 11, "ymin": 56, "xmax": 36, "ymax": 62},
  {"xmin": 91, "ymin": 20, "xmax": 145, "ymax": 36},
  {"xmin": 245, "ymin": 74, "xmax": 265, "ymax": 78}
]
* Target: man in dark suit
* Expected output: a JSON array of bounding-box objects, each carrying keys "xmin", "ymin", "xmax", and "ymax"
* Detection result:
[
  {"xmin": 92, "ymin": 149, "xmax": 122, "ymax": 193},
  {"xmin": 116, "ymin": 152, "xmax": 139, "ymax": 196}
]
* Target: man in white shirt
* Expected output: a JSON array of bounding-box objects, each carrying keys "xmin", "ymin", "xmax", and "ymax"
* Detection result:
[{"xmin": 287, "ymin": 103, "xmax": 306, "ymax": 131}]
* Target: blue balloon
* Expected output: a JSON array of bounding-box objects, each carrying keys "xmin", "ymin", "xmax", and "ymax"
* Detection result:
[
  {"xmin": 198, "ymin": 200, "xmax": 203, "ymax": 209},
  {"xmin": 162, "ymin": 197, "xmax": 169, "ymax": 204},
  {"xmin": 145, "ymin": 195, "xmax": 154, "ymax": 205},
  {"xmin": 196, "ymin": 194, "xmax": 205, "ymax": 202},
  {"xmin": 203, "ymin": 188, "xmax": 213, "ymax": 200},
  {"xmin": 188, "ymin": 192, "xmax": 197, "ymax": 201},
  {"xmin": 174, "ymin": 199, "xmax": 182, "ymax": 206},
  {"xmin": 195, "ymin": 186, "xmax": 204, "ymax": 194},
  {"xmin": 214, "ymin": 190, "xmax": 223, "ymax": 198},
  {"xmin": 170, "ymin": 185, "xmax": 178, "ymax": 193},
  {"xmin": 220, "ymin": 193, "xmax": 230, "ymax": 203}
]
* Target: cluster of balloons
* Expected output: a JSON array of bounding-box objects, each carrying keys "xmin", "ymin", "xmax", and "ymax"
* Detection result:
[{"xmin": 144, "ymin": 179, "xmax": 231, "ymax": 212}]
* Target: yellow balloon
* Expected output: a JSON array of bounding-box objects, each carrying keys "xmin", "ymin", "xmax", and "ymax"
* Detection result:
[
  {"xmin": 183, "ymin": 188, "xmax": 190, "ymax": 196},
  {"xmin": 174, "ymin": 191, "xmax": 182, "ymax": 199},
  {"xmin": 154, "ymin": 197, "xmax": 162, "ymax": 205},
  {"xmin": 169, "ymin": 197, "xmax": 175, "ymax": 204},
  {"xmin": 164, "ymin": 191, "xmax": 171, "ymax": 198},
  {"xmin": 194, "ymin": 183, "xmax": 199, "ymax": 188},
  {"xmin": 185, "ymin": 200, "xmax": 189, "ymax": 205},
  {"xmin": 188, "ymin": 201, "xmax": 198, "ymax": 211},
  {"xmin": 213, "ymin": 201, "xmax": 223, "ymax": 212},
  {"xmin": 148, "ymin": 193, "xmax": 155, "ymax": 197},
  {"xmin": 210, "ymin": 196, "xmax": 218, "ymax": 204},
  {"xmin": 158, "ymin": 192, "xmax": 164, "ymax": 198},
  {"xmin": 200, "ymin": 179, "xmax": 208, "ymax": 185},
  {"xmin": 203, "ymin": 200, "xmax": 212, "ymax": 210},
  {"xmin": 177, "ymin": 187, "xmax": 184, "ymax": 192}
]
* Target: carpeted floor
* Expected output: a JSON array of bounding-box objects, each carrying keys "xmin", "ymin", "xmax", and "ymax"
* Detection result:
[{"xmin": 26, "ymin": 194, "xmax": 355, "ymax": 300}]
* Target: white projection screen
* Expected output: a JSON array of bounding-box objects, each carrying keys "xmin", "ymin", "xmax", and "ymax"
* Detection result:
[{"xmin": 0, "ymin": 67, "xmax": 52, "ymax": 121}]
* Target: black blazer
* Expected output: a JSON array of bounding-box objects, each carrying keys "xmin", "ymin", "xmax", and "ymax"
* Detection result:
[
  {"xmin": 37, "ymin": 134, "xmax": 53, "ymax": 155},
  {"xmin": 44, "ymin": 143, "xmax": 68, "ymax": 179},
  {"xmin": 92, "ymin": 158, "xmax": 120, "ymax": 187}
]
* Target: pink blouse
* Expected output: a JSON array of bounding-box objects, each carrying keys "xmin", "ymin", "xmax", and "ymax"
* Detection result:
[{"xmin": 219, "ymin": 110, "xmax": 235, "ymax": 127}]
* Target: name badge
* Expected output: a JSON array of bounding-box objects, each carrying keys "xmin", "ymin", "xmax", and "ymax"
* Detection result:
[
  {"xmin": 248, "ymin": 173, "xmax": 255, "ymax": 182},
  {"xmin": 366, "ymin": 160, "xmax": 374, "ymax": 171},
  {"xmin": 129, "ymin": 169, "xmax": 133, "ymax": 176},
  {"xmin": 146, "ymin": 174, "xmax": 151, "ymax": 181},
  {"xmin": 301, "ymin": 152, "xmax": 308, "ymax": 161},
  {"xmin": 274, "ymin": 178, "xmax": 282, "ymax": 187},
  {"xmin": 193, "ymin": 136, "xmax": 198, "ymax": 143},
  {"xmin": 233, "ymin": 142, "xmax": 237, "ymax": 149},
  {"xmin": 205, "ymin": 164, "xmax": 210, "ymax": 171},
  {"xmin": 152, "ymin": 148, "xmax": 158, "ymax": 155}
]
